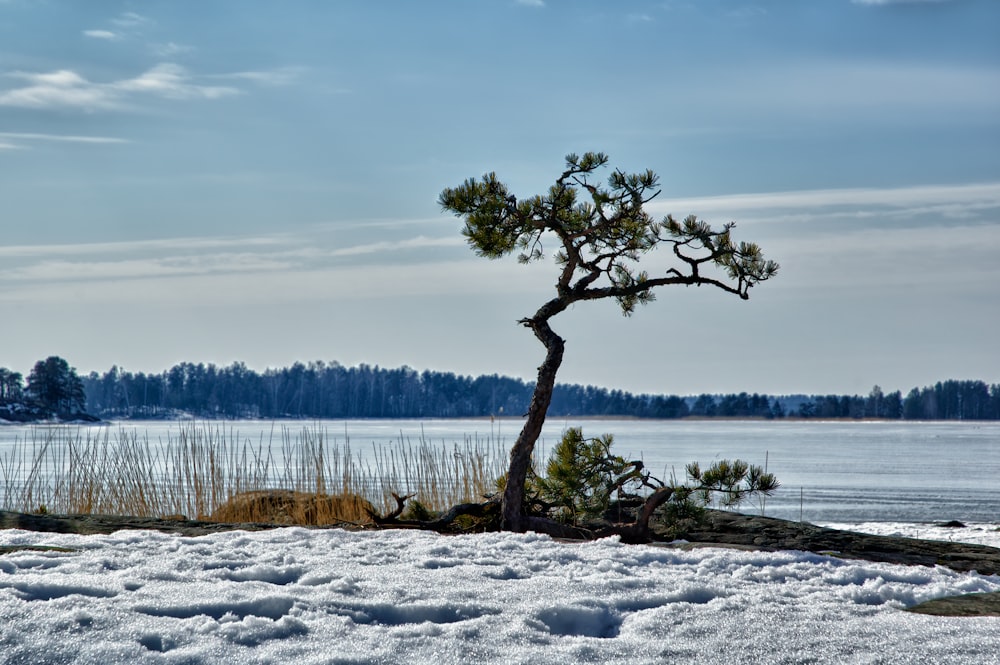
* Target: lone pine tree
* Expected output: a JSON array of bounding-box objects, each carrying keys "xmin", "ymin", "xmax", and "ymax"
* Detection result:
[{"xmin": 440, "ymin": 152, "xmax": 778, "ymax": 532}]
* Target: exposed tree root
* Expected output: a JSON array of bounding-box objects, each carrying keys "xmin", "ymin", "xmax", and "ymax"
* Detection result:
[{"xmin": 367, "ymin": 492, "xmax": 676, "ymax": 543}]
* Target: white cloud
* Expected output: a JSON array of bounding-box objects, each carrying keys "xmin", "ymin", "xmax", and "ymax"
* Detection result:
[
  {"xmin": 763, "ymin": 220, "xmax": 1000, "ymax": 293},
  {"xmin": 111, "ymin": 11, "xmax": 151, "ymax": 29},
  {"xmin": 2, "ymin": 180, "xmax": 996, "ymax": 308},
  {"xmin": 626, "ymin": 13, "xmax": 654, "ymax": 23},
  {"xmin": 0, "ymin": 230, "xmax": 463, "ymax": 287},
  {"xmin": 712, "ymin": 61, "xmax": 998, "ymax": 116},
  {"xmin": 214, "ymin": 67, "xmax": 303, "ymax": 86},
  {"xmin": 83, "ymin": 29, "xmax": 118, "ymax": 40},
  {"xmin": 0, "ymin": 64, "xmax": 240, "ymax": 110},
  {"xmin": 726, "ymin": 6, "xmax": 767, "ymax": 18},
  {"xmin": 0, "ymin": 234, "xmax": 292, "ymax": 259},
  {"xmin": 515, "ymin": 0, "xmax": 545, "ymax": 7},
  {"xmin": 652, "ymin": 182, "xmax": 1000, "ymax": 218},
  {"xmin": 151, "ymin": 42, "xmax": 196, "ymax": 58},
  {"xmin": 0, "ymin": 131, "xmax": 129, "ymax": 145},
  {"xmin": 0, "ymin": 230, "xmax": 545, "ymax": 305},
  {"xmin": 3, "ymin": 254, "xmax": 293, "ymax": 283},
  {"xmin": 113, "ymin": 63, "xmax": 238, "ymax": 100},
  {"xmin": 13, "ymin": 69, "xmax": 87, "ymax": 86},
  {"xmin": 0, "ymin": 259, "xmax": 549, "ymax": 305},
  {"xmin": 328, "ymin": 235, "xmax": 463, "ymax": 258},
  {"xmin": 0, "ymin": 69, "xmax": 119, "ymax": 110},
  {"xmin": 852, "ymin": 0, "xmax": 952, "ymax": 4}
]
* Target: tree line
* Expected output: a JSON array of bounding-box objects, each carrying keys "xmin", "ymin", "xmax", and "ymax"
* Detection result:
[
  {"xmin": 1, "ymin": 357, "xmax": 998, "ymax": 422},
  {"xmin": 77, "ymin": 361, "xmax": 692, "ymax": 420}
]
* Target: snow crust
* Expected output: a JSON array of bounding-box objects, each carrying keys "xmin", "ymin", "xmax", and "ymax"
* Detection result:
[{"xmin": 1, "ymin": 524, "xmax": 999, "ymax": 664}]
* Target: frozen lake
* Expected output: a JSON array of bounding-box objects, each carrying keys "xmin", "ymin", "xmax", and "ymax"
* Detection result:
[{"xmin": 2, "ymin": 418, "xmax": 998, "ymax": 524}]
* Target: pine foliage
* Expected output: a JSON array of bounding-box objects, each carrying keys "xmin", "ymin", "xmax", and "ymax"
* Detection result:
[{"xmin": 527, "ymin": 427, "xmax": 779, "ymax": 531}]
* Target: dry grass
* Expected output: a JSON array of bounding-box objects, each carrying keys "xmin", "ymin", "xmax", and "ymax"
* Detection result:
[
  {"xmin": 209, "ymin": 490, "xmax": 376, "ymax": 525},
  {"xmin": 0, "ymin": 423, "xmax": 509, "ymax": 525}
]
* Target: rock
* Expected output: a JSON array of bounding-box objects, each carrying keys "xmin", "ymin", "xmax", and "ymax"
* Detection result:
[
  {"xmin": 0, "ymin": 511, "xmax": 263, "ymax": 537},
  {"xmin": 907, "ymin": 592, "xmax": 1000, "ymax": 617},
  {"xmin": 667, "ymin": 510, "xmax": 1000, "ymax": 576},
  {"xmin": 0, "ymin": 544, "xmax": 74, "ymax": 555}
]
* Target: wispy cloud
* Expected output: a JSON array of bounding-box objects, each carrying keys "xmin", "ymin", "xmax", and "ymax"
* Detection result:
[
  {"xmin": 3, "ymin": 255, "xmax": 292, "ymax": 283},
  {"xmin": 0, "ymin": 228, "xmax": 497, "ymax": 306},
  {"xmin": 515, "ymin": 0, "xmax": 545, "ymax": 7},
  {"xmin": 0, "ymin": 64, "xmax": 241, "ymax": 111},
  {"xmin": 0, "ymin": 229, "xmax": 460, "ymax": 280},
  {"xmin": 0, "ymin": 234, "xmax": 293, "ymax": 260},
  {"xmin": 681, "ymin": 61, "xmax": 1000, "ymax": 119},
  {"xmin": 113, "ymin": 63, "xmax": 237, "ymax": 100},
  {"xmin": 151, "ymin": 41, "xmax": 196, "ymax": 57},
  {"xmin": 0, "ymin": 258, "xmax": 549, "ymax": 306},
  {"xmin": 82, "ymin": 11, "xmax": 151, "ymax": 43},
  {"xmin": 640, "ymin": 181, "xmax": 1000, "ymax": 296},
  {"xmin": 111, "ymin": 11, "xmax": 151, "ymax": 29},
  {"xmin": 211, "ymin": 67, "xmax": 303, "ymax": 86},
  {"xmin": 726, "ymin": 6, "xmax": 767, "ymax": 18},
  {"xmin": 328, "ymin": 235, "xmax": 463, "ymax": 258},
  {"xmin": 852, "ymin": 0, "xmax": 953, "ymax": 4},
  {"xmin": 654, "ymin": 182, "xmax": 1000, "ymax": 216},
  {"xmin": 0, "ymin": 131, "xmax": 129, "ymax": 145},
  {"xmin": 83, "ymin": 29, "xmax": 118, "ymax": 40},
  {"xmin": 0, "ymin": 69, "xmax": 117, "ymax": 110},
  {"xmin": 1, "ymin": 191, "xmax": 995, "ymax": 308},
  {"xmin": 0, "ymin": 242, "xmax": 310, "ymax": 286},
  {"xmin": 85, "ymin": 12, "xmax": 194, "ymax": 58}
]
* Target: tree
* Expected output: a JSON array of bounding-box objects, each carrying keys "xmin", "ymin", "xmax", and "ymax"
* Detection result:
[
  {"xmin": 26, "ymin": 356, "xmax": 86, "ymax": 415},
  {"xmin": 534, "ymin": 428, "xmax": 638, "ymax": 525},
  {"xmin": 440, "ymin": 152, "xmax": 778, "ymax": 532},
  {"xmin": 0, "ymin": 368, "xmax": 24, "ymax": 405}
]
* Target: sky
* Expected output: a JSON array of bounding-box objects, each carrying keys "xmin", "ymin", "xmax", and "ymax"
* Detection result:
[
  {"xmin": 2, "ymin": 524, "xmax": 1000, "ymax": 663},
  {"xmin": 0, "ymin": 0, "xmax": 998, "ymax": 397}
]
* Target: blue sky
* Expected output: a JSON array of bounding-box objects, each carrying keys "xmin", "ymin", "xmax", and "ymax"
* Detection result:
[{"xmin": 1, "ymin": 0, "xmax": 998, "ymax": 396}]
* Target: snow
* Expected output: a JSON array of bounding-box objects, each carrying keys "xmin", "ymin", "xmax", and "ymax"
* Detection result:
[{"xmin": 2, "ymin": 524, "xmax": 999, "ymax": 664}]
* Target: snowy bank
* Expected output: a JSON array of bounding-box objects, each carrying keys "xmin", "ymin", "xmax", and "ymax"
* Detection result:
[{"xmin": 2, "ymin": 525, "xmax": 1000, "ymax": 664}]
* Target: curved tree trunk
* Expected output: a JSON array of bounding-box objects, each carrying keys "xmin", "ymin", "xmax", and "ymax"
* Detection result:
[{"xmin": 501, "ymin": 317, "xmax": 564, "ymax": 532}]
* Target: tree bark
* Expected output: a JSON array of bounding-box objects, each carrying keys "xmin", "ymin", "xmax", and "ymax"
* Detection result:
[{"xmin": 501, "ymin": 317, "xmax": 565, "ymax": 531}]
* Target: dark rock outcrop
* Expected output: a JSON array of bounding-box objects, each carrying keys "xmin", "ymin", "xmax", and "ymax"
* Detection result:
[
  {"xmin": 674, "ymin": 510, "xmax": 1000, "ymax": 576},
  {"xmin": 906, "ymin": 592, "xmax": 1000, "ymax": 617}
]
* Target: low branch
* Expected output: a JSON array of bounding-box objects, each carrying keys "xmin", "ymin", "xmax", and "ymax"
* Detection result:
[
  {"xmin": 523, "ymin": 515, "xmax": 596, "ymax": 540},
  {"xmin": 372, "ymin": 496, "xmax": 501, "ymax": 533},
  {"xmin": 635, "ymin": 487, "xmax": 675, "ymax": 531},
  {"xmin": 425, "ymin": 500, "xmax": 499, "ymax": 531},
  {"xmin": 369, "ymin": 492, "xmax": 412, "ymax": 524}
]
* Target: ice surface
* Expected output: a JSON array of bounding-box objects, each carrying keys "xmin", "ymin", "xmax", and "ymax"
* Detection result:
[{"xmin": 1, "ymin": 524, "xmax": 999, "ymax": 664}]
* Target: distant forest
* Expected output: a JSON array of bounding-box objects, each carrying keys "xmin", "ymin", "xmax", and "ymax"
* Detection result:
[
  {"xmin": 3, "ymin": 358, "xmax": 997, "ymax": 422},
  {"xmin": 68, "ymin": 361, "xmax": 1000, "ymax": 421}
]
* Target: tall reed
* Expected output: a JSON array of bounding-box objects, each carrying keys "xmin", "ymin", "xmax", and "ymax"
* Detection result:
[{"xmin": 0, "ymin": 423, "xmax": 510, "ymax": 524}]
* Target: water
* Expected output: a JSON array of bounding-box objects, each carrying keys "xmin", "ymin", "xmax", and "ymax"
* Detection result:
[{"xmin": 1, "ymin": 418, "xmax": 998, "ymax": 524}]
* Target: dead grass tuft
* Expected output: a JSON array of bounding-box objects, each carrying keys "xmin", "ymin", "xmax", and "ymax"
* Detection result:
[{"xmin": 209, "ymin": 490, "xmax": 376, "ymax": 525}]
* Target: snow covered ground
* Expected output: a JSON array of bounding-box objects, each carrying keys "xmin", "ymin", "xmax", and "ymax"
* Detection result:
[{"xmin": 1, "ymin": 523, "xmax": 999, "ymax": 664}]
